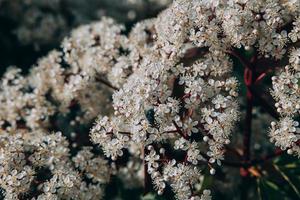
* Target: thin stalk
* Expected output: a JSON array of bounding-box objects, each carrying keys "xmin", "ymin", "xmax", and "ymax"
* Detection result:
[
  {"xmin": 243, "ymin": 66, "xmax": 255, "ymax": 163},
  {"xmin": 96, "ymin": 77, "xmax": 119, "ymax": 90},
  {"xmin": 243, "ymin": 90, "xmax": 253, "ymax": 162}
]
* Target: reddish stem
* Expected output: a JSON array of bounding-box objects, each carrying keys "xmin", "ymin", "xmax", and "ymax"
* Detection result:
[{"xmin": 243, "ymin": 63, "xmax": 254, "ymax": 164}]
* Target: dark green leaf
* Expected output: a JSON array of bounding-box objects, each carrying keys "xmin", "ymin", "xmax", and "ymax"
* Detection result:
[
  {"xmin": 273, "ymin": 164, "xmax": 300, "ymax": 199},
  {"xmin": 257, "ymin": 178, "xmax": 284, "ymax": 200}
]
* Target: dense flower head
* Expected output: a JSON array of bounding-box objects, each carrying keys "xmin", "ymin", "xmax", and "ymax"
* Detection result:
[
  {"xmin": 0, "ymin": 130, "xmax": 109, "ymax": 199},
  {"xmin": 91, "ymin": 0, "xmax": 239, "ymax": 198},
  {"xmin": 270, "ymin": 47, "xmax": 300, "ymax": 156},
  {"xmin": 0, "ymin": 17, "xmax": 126, "ymax": 199},
  {"xmin": 90, "ymin": 0, "xmax": 300, "ymax": 198}
]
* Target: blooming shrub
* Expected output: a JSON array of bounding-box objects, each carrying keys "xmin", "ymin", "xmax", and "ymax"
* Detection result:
[{"xmin": 1, "ymin": 0, "xmax": 300, "ymax": 199}]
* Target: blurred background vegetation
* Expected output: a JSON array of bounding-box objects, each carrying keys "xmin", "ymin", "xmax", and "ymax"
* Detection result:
[{"xmin": 0, "ymin": 0, "xmax": 170, "ymax": 74}]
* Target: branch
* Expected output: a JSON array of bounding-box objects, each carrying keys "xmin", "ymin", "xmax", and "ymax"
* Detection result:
[
  {"xmin": 172, "ymin": 120, "xmax": 188, "ymax": 139},
  {"xmin": 96, "ymin": 77, "xmax": 119, "ymax": 90},
  {"xmin": 243, "ymin": 59, "xmax": 255, "ymax": 163},
  {"xmin": 250, "ymin": 148, "xmax": 284, "ymax": 165},
  {"xmin": 249, "ymin": 86, "xmax": 280, "ymax": 120},
  {"xmin": 226, "ymin": 49, "xmax": 254, "ymax": 69}
]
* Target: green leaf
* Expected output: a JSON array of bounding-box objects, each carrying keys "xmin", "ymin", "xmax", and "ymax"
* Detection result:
[
  {"xmin": 243, "ymin": 47, "xmax": 255, "ymax": 59},
  {"xmin": 200, "ymin": 170, "xmax": 214, "ymax": 190},
  {"xmin": 283, "ymin": 163, "xmax": 297, "ymax": 169},
  {"xmin": 257, "ymin": 178, "xmax": 284, "ymax": 200},
  {"xmin": 141, "ymin": 193, "xmax": 165, "ymax": 200},
  {"xmin": 273, "ymin": 164, "xmax": 300, "ymax": 199}
]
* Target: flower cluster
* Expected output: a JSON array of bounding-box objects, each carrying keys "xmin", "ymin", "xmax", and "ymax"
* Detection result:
[
  {"xmin": 0, "ymin": 17, "xmax": 129, "ymax": 131},
  {"xmin": 0, "ymin": 17, "xmax": 127, "ymax": 199},
  {"xmin": 0, "ymin": 130, "xmax": 109, "ymax": 199},
  {"xmin": 90, "ymin": 0, "xmax": 242, "ymax": 198},
  {"xmin": 89, "ymin": 0, "xmax": 300, "ymax": 198},
  {"xmin": 271, "ymin": 48, "xmax": 300, "ymax": 156}
]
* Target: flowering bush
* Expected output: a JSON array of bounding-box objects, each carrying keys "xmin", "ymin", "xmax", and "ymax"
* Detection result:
[{"xmin": 1, "ymin": 0, "xmax": 300, "ymax": 199}]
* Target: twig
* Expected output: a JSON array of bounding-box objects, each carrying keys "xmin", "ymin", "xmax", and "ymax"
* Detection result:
[
  {"xmin": 243, "ymin": 62, "xmax": 254, "ymax": 163},
  {"xmin": 142, "ymin": 146, "xmax": 151, "ymax": 195},
  {"xmin": 96, "ymin": 77, "xmax": 119, "ymax": 90},
  {"xmin": 251, "ymin": 148, "xmax": 284, "ymax": 165},
  {"xmin": 172, "ymin": 120, "xmax": 188, "ymax": 139},
  {"xmin": 226, "ymin": 49, "xmax": 254, "ymax": 70},
  {"xmin": 249, "ymin": 86, "xmax": 280, "ymax": 120},
  {"xmin": 243, "ymin": 91, "xmax": 253, "ymax": 162}
]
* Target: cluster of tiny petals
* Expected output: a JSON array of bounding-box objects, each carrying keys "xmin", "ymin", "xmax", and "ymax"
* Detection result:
[
  {"xmin": 89, "ymin": 0, "xmax": 247, "ymax": 198},
  {"xmin": 270, "ymin": 118, "xmax": 300, "ymax": 153},
  {"xmin": 162, "ymin": 159, "xmax": 210, "ymax": 200},
  {"xmin": 0, "ymin": 131, "xmax": 108, "ymax": 199},
  {"xmin": 271, "ymin": 48, "xmax": 300, "ymax": 157},
  {"xmin": 289, "ymin": 16, "xmax": 300, "ymax": 43},
  {"xmin": 89, "ymin": 0, "xmax": 300, "ymax": 196},
  {"xmin": 0, "ymin": 18, "xmax": 126, "ymax": 197},
  {"xmin": 72, "ymin": 147, "xmax": 110, "ymax": 183},
  {"xmin": 0, "ymin": 17, "xmax": 131, "ymax": 131},
  {"xmin": 144, "ymin": 146, "xmax": 166, "ymax": 195}
]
